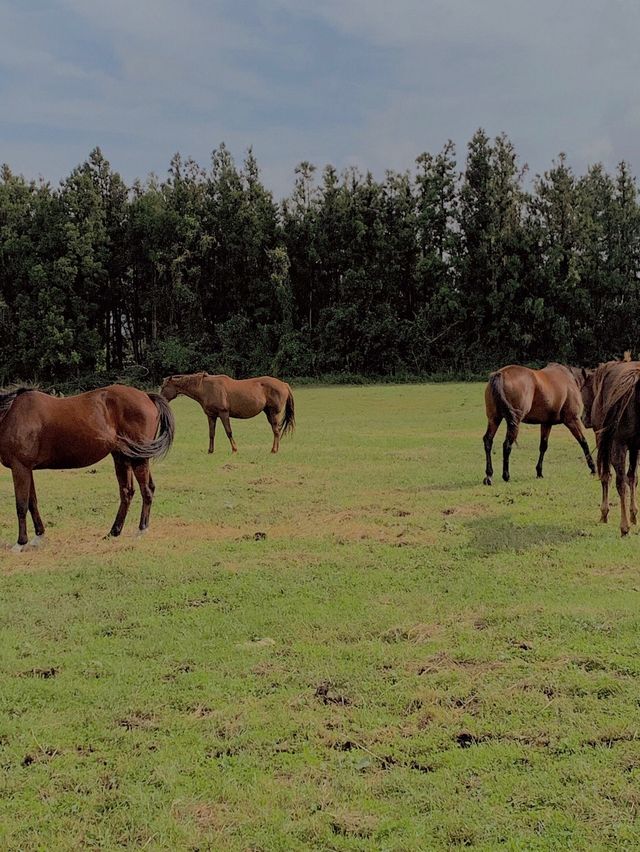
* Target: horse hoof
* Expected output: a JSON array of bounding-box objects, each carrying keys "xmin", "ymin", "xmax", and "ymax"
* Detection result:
[
  {"xmin": 483, "ymin": 477, "xmax": 492, "ymax": 486},
  {"xmin": 621, "ymin": 528, "xmax": 630, "ymax": 537},
  {"xmin": 536, "ymin": 472, "xmax": 543, "ymax": 479},
  {"xmin": 11, "ymin": 543, "xmax": 26, "ymax": 554},
  {"xmin": 29, "ymin": 535, "xmax": 45, "ymax": 548},
  {"xmin": 502, "ymin": 474, "xmax": 510, "ymax": 483},
  {"xmin": 136, "ymin": 527, "xmax": 149, "ymax": 538}
]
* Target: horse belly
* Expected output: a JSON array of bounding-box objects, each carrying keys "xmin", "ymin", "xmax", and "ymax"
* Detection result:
[{"xmin": 34, "ymin": 428, "xmax": 114, "ymax": 470}]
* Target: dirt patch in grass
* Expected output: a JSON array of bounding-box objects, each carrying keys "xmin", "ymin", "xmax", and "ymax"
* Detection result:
[
  {"xmin": 381, "ymin": 623, "xmax": 438, "ymax": 643},
  {"xmin": 330, "ymin": 811, "xmax": 380, "ymax": 838},
  {"xmin": 415, "ymin": 651, "xmax": 504, "ymax": 676},
  {"xmin": 118, "ymin": 712, "xmax": 158, "ymax": 731},
  {"xmin": 17, "ymin": 666, "xmax": 58, "ymax": 679},
  {"xmin": 172, "ymin": 800, "xmax": 237, "ymax": 834},
  {"xmin": 315, "ymin": 681, "xmax": 351, "ymax": 706}
]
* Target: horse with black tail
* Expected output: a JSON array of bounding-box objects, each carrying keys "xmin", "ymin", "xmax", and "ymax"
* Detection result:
[
  {"xmin": 0, "ymin": 385, "xmax": 175, "ymax": 552},
  {"xmin": 482, "ymin": 363, "xmax": 595, "ymax": 485},
  {"xmin": 584, "ymin": 359, "xmax": 640, "ymax": 536},
  {"xmin": 160, "ymin": 372, "xmax": 295, "ymax": 454}
]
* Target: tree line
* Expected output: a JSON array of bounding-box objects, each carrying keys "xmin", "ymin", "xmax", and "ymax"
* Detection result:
[{"xmin": 1, "ymin": 129, "xmax": 639, "ymax": 388}]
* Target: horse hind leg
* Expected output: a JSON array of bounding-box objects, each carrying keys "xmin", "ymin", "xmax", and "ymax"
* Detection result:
[
  {"xmin": 132, "ymin": 459, "xmax": 154, "ymax": 535},
  {"xmin": 628, "ymin": 447, "xmax": 638, "ymax": 525},
  {"xmin": 219, "ymin": 411, "xmax": 238, "ymax": 453},
  {"xmin": 613, "ymin": 445, "xmax": 631, "ymax": 536},
  {"xmin": 565, "ymin": 417, "xmax": 596, "ymax": 475},
  {"xmin": 482, "ymin": 417, "xmax": 501, "ymax": 485},
  {"xmin": 502, "ymin": 421, "xmax": 520, "ymax": 483},
  {"xmin": 108, "ymin": 453, "xmax": 135, "ymax": 538},
  {"xmin": 265, "ymin": 407, "xmax": 280, "ymax": 453},
  {"xmin": 600, "ymin": 468, "xmax": 611, "ymax": 523},
  {"xmin": 536, "ymin": 424, "xmax": 552, "ymax": 479}
]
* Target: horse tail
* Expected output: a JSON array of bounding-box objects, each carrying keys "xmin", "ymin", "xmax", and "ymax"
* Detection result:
[
  {"xmin": 117, "ymin": 392, "xmax": 176, "ymax": 461},
  {"xmin": 488, "ymin": 371, "xmax": 519, "ymax": 433},
  {"xmin": 279, "ymin": 386, "xmax": 295, "ymax": 437},
  {"xmin": 596, "ymin": 369, "xmax": 640, "ymax": 479}
]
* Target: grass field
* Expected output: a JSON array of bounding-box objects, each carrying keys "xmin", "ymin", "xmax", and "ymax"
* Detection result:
[{"xmin": 1, "ymin": 383, "xmax": 640, "ymax": 850}]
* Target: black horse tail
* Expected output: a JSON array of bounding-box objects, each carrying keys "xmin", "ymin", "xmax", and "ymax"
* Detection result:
[
  {"xmin": 117, "ymin": 392, "xmax": 176, "ymax": 461},
  {"xmin": 596, "ymin": 370, "xmax": 640, "ymax": 479},
  {"xmin": 489, "ymin": 371, "xmax": 519, "ymax": 433},
  {"xmin": 279, "ymin": 386, "xmax": 295, "ymax": 437}
]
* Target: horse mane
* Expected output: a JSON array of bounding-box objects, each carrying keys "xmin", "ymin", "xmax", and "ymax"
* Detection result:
[
  {"xmin": 0, "ymin": 387, "xmax": 34, "ymax": 423},
  {"xmin": 592, "ymin": 362, "xmax": 640, "ymax": 437}
]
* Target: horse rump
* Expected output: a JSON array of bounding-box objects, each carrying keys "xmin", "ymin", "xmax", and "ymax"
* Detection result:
[
  {"xmin": 116, "ymin": 392, "xmax": 176, "ymax": 461},
  {"xmin": 488, "ymin": 371, "xmax": 519, "ymax": 432},
  {"xmin": 596, "ymin": 368, "xmax": 640, "ymax": 479}
]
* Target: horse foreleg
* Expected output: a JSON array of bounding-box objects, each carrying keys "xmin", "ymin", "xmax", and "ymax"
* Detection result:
[
  {"xmin": 109, "ymin": 453, "xmax": 135, "ymax": 537},
  {"xmin": 265, "ymin": 408, "xmax": 280, "ymax": 453},
  {"xmin": 628, "ymin": 447, "xmax": 638, "ymax": 525},
  {"xmin": 536, "ymin": 423, "xmax": 552, "ymax": 479},
  {"xmin": 482, "ymin": 417, "xmax": 501, "ymax": 485},
  {"xmin": 565, "ymin": 418, "xmax": 596, "ymax": 475},
  {"xmin": 10, "ymin": 463, "xmax": 31, "ymax": 552},
  {"xmin": 132, "ymin": 460, "xmax": 154, "ymax": 534},
  {"xmin": 220, "ymin": 411, "xmax": 238, "ymax": 453},
  {"xmin": 28, "ymin": 472, "xmax": 45, "ymax": 546},
  {"xmin": 207, "ymin": 414, "xmax": 218, "ymax": 454}
]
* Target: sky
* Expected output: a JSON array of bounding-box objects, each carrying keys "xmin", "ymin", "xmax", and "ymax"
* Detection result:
[{"xmin": 1, "ymin": 0, "xmax": 639, "ymax": 197}]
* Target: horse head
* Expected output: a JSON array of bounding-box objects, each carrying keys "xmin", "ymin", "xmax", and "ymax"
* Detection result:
[
  {"xmin": 579, "ymin": 367, "xmax": 596, "ymax": 429},
  {"xmin": 160, "ymin": 376, "xmax": 180, "ymax": 401}
]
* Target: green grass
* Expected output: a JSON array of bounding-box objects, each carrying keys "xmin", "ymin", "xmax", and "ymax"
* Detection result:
[{"xmin": 1, "ymin": 383, "xmax": 640, "ymax": 850}]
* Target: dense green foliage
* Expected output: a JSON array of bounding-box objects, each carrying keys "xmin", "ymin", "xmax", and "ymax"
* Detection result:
[{"xmin": 2, "ymin": 131, "xmax": 639, "ymax": 385}]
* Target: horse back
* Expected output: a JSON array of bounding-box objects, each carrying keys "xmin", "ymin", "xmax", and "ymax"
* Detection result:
[{"xmin": 0, "ymin": 385, "xmax": 158, "ymax": 469}]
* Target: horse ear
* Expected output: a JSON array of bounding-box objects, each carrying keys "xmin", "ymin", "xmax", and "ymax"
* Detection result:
[{"xmin": 624, "ymin": 350, "xmax": 632, "ymax": 361}]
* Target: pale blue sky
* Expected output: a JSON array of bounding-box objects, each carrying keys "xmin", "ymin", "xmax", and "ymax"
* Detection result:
[{"xmin": 1, "ymin": 0, "xmax": 639, "ymax": 196}]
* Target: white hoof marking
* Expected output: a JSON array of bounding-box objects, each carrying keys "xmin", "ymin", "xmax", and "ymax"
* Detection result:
[
  {"xmin": 11, "ymin": 543, "xmax": 26, "ymax": 554},
  {"xmin": 29, "ymin": 535, "xmax": 45, "ymax": 548},
  {"xmin": 136, "ymin": 528, "xmax": 149, "ymax": 538}
]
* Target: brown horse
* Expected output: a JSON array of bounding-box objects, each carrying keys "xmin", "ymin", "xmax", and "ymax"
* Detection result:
[
  {"xmin": 160, "ymin": 372, "xmax": 295, "ymax": 454},
  {"xmin": 0, "ymin": 385, "xmax": 174, "ymax": 552},
  {"xmin": 581, "ymin": 359, "xmax": 640, "ymax": 535},
  {"xmin": 483, "ymin": 363, "xmax": 595, "ymax": 485}
]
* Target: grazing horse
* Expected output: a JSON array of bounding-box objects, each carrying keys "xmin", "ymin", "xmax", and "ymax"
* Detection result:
[
  {"xmin": 581, "ymin": 359, "xmax": 640, "ymax": 536},
  {"xmin": 483, "ymin": 363, "xmax": 595, "ymax": 485},
  {"xmin": 0, "ymin": 385, "xmax": 174, "ymax": 552},
  {"xmin": 160, "ymin": 372, "xmax": 295, "ymax": 454}
]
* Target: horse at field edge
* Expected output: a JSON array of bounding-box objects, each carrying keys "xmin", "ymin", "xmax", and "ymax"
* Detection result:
[
  {"xmin": 482, "ymin": 363, "xmax": 595, "ymax": 485},
  {"xmin": 0, "ymin": 384, "xmax": 174, "ymax": 552},
  {"xmin": 581, "ymin": 358, "xmax": 640, "ymax": 536},
  {"xmin": 160, "ymin": 372, "xmax": 295, "ymax": 454}
]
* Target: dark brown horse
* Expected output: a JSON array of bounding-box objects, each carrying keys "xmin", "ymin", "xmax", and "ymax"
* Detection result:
[
  {"xmin": 160, "ymin": 372, "xmax": 295, "ymax": 454},
  {"xmin": 0, "ymin": 385, "xmax": 174, "ymax": 552},
  {"xmin": 581, "ymin": 359, "xmax": 640, "ymax": 535},
  {"xmin": 483, "ymin": 363, "xmax": 595, "ymax": 485}
]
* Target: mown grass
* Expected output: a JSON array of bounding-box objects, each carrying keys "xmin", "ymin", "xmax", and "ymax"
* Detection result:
[{"xmin": 1, "ymin": 383, "xmax": 640, "ymax": 850}]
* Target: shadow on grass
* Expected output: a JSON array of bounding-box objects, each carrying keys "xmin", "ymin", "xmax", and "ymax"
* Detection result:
[{"xmin": 466, "ymin": 516, "xmax": 582, "ymax": 556}]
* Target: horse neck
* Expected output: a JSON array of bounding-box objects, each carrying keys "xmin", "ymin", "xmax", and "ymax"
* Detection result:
[{"xmin": 175, "ymin": 377, "xmax": 206, "ymax": 402}]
